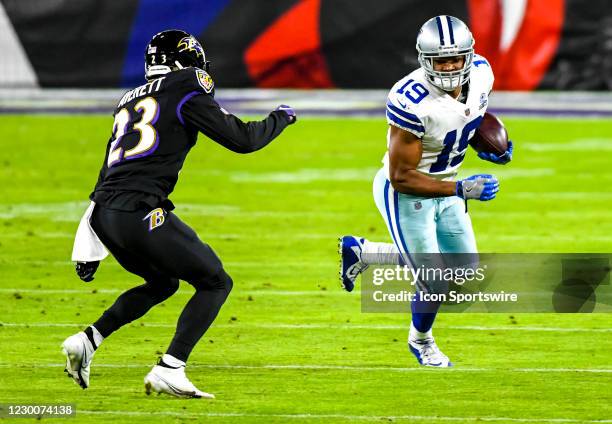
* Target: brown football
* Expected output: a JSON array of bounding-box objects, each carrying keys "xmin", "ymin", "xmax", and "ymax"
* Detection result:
[{"xmin": 470, "ymin": 112, "xmax": 509, "ymax": 156}]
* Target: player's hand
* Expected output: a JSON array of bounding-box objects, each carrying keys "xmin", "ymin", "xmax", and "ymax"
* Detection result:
[
  {"xmin": 478, "ymin": 141, "xmax": 513, "ymax": 165},
  {"xmin": 276, "ymin": 104, "xmax": 297, "ymax": 124},
  {"xmin": 456, "ymin": 174, "xmax": 499, "ymax": 201},
  {"xmin": 76, "ymin": 261, "xmax": 99, "ymax": 282}
]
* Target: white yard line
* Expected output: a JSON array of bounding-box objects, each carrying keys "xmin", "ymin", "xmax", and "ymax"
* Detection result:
[
  {"xmin": 0, "ymin": 194, "xmax": 610, "ymax": 224},
  {"xmin": 473, "ymin": 211, "xmax": 611, "ymax": 219},
  {"xmin": 71, "ymin": 409, "xmax": 612, "ymax": 422},
  {"xmin": 0, "ymin": 288, "xmax": 336, "ymax": 295},
  {"xmin": 458, "ymin": 168, "xmax": 555, "ymax": 179},
  {"xmin": 0, "ymin": 362, "xmax": 486, "ymax": 371},
  {"xmin": 230, "ymin": 168, "xmax": 379, "ymax": 183},
  {"xmin": 509, "ymin": 192, "xmax": 612, "ymax": 200},
  {"xmin": 0, "ymin": 201, "xmax": 357, "ymax": 220},
  {"xmin": 521, "ymin": 139, "xmax": 612, "ymax": 151},
  {"xmin": 1, "ymin": 321, "xmax": 611, "ymax": 333},
  {"xmin": 478, "ymin": 235, "xmax": 612, "ymax": 242},
  {"xmin": 0, "ymin": 362, "xmax": 610, "ymax": 374},
  {"xmin": 1, "ymin": 260, "xmax": 331, "ymax": 268},
  {"xmin": 0, "ymin": 231, "xmax": 336, "ymax": 240},
  {"xmin": 516, "ymin": 368, "xmax": 612, "ymax": 373},
  {"xmin": 438, "ymin": 325, "xmax": 612, "ymax": 333},
  {"xmin": 5, "ymin": 233, "xmax": 612, "ymax": 243}
]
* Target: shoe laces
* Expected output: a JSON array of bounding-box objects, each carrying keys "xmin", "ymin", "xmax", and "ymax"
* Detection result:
[
  {"xmin": 346, "ymin": 261, "xmax": 369, "ymax": 283},
  {"xmin": 413, "ymin": 338, "xmax": 443, "ymax": 361},
  {"xmin": 354, "ymin": 261, "xmax": 369, "ymax": 274}
]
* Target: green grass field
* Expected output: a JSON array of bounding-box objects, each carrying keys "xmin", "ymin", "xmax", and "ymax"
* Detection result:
[{"xmin": 0, "ymin": 115, "xmax": 611, "ymax": 423}]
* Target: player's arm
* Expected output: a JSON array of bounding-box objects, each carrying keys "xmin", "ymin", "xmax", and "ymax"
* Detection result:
[
  {"xmin": 388, "ymin": 125, "xmax": 456, "ymax": 196},
  {"xmin": 389, "ymin": 126, "xmax": 499, "ymax": 201},
  {"xmin": 181, "ymin": 95, "xmax": 296, "ymax": 154}
]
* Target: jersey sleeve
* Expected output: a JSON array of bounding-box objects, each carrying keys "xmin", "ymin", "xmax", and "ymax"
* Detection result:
[
  {"xmin": 472, "ymin": 54, "xmax": 495, "ymax": 93},
  {"xmin": 173, "ymin": 67, "xmax": 292, "ymax": 153},
  {"xmin": 385, "ymin": 88, "xmax": 426, "ymax": 138},
  {"xmin": 179, "ymin": 90, "xmax": 292, "ymax": 154}
]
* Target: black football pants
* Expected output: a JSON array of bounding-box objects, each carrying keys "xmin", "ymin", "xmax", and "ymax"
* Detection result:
[{"xmin": 89, "ymin": 204, "xmax": 233, "ymax": 362}]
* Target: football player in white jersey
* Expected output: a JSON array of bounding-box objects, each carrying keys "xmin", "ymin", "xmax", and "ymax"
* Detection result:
[{"xmin": 339, "ymin": 16, "xmax": 513, "ymax": 367}]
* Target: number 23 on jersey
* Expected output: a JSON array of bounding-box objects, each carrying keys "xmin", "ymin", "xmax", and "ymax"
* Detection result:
[{"xmin": 107, "ymin": 97, "xmax": 159, "ymax": 167}]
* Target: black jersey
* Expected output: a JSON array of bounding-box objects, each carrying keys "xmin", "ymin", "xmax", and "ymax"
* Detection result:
[{"xmin": 91, "ymin": 68, "xmax": 292, "ymax": 211}]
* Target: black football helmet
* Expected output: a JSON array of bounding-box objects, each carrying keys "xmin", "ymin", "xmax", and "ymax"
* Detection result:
[{"xmin": 145, "ymin": 29, "xmax": 210, "ymax": 80}]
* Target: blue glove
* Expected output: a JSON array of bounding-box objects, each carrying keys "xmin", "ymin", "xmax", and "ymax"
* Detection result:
[
  {"xmin": 478, "ymin": 141, "xmax": 513, "ymax": 164},
  {"xmin": 456, "ymin": 174, "xmax": 499, "ymax": 201},
  {"xmin": 276, "ymin": 104, "xmax": 297, "ymax": 124}
]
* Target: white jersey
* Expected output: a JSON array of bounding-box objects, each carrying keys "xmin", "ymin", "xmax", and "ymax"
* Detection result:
[{"xmin": 383, "ymin": 55, "xmax": 494, "ymax": 181}]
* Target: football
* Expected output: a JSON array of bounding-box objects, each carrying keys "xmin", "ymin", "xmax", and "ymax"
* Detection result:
[{"xmin": 470, "ymin": 112, "xmax": 509, "ymax": 156}]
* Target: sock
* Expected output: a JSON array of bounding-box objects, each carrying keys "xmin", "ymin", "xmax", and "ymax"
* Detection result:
[
  {"xmin": 160, "ymin": 353, "xmax": 185, "ymax": 369},
  {"xmin": 83, "ymin": 326, "xmax": 104, "ymax": 349},
  {"xmin": 409, "ymin": 322, "xmax": 433, "ymax": 341},
  {"xmin": 361, "ymin": 241, "xmax": 401, "ymax": 265},
  {"xmin": 410, "ymin": 292, "xmax": 441, "ymax": 339}
]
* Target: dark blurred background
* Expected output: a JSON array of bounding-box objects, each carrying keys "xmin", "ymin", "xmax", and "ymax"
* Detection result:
[{"xmin": 1, "ymin": 0, "xmax": 611, "ymax": 90}]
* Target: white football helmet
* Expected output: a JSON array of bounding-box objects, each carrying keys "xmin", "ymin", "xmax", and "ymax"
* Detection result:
[{"xmin": 416, "ymin": 16, "xmax": 474, "ymax": 91}]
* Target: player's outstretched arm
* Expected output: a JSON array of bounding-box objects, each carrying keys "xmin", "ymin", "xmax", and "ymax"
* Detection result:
[
  {"xmin": 181, "ymin": 95, "xmax": 296, "ymax": 153},
  {"xmin": 388, "ymin": 125, "xmax": 457, "ymax": 197}
]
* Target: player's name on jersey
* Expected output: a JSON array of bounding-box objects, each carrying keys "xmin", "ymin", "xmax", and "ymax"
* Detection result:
[{"xmin": 117, "ymin": 77, "xmax": 165, "ymax": 108}]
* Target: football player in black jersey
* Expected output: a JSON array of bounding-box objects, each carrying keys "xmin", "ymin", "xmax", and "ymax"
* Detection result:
[{"xmin": 62, "ymin": 29, "xmax": 296, "ymax": 398}]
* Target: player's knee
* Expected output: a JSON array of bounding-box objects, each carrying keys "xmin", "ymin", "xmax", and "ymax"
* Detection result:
[
  {"xmin": 211, "ymin": 270, "xmax": 233, "ymax": 295},
  {"xmin": 190, "ymin": 270, "xmax": 233, "ymax": 295},
  {"xmin": 219, "ymin": 271, "xmax": 233, "ymax": 295}
]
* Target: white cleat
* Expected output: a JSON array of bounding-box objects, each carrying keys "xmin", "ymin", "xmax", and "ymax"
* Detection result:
[
  {"xmin": 61, "ymin": 332, "xmax": 95, "ymax": 389},
  {"xmin": 144, "ymin": 365, "xmax": 214, "ymax": 399},
  {"xmin": 409, "ymin": 337, "xmax": 453, "ymax": 367}
]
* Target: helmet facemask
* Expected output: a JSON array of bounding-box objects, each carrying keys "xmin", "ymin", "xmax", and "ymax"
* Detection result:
[{"xmin": 418, "ymin": 49, "xmax": 474, "ymax": 91}]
